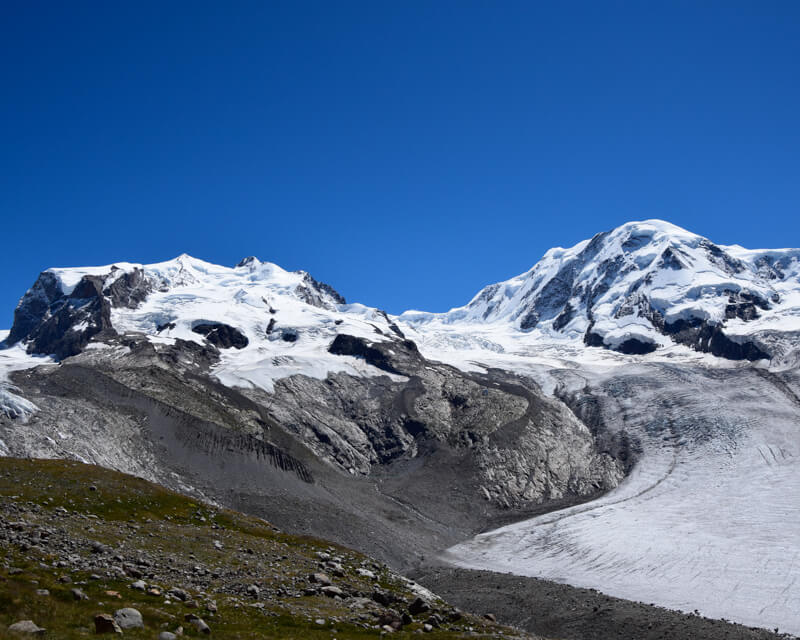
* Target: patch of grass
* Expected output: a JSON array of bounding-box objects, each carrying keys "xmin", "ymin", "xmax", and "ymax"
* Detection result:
[{"xmin": 0, "ymin": 458, "xmax": 532, "ymax": 639}]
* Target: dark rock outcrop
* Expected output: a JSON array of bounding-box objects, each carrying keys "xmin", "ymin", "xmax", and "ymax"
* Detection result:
[
  {"xmin": 4, "ymin": 273, "xmax": 114, "ymax": 359},
  {"xmin": 191, "ymin": 323, "xmax": 249, "ymax": 349},
  {"xmin": 328, "ymin": 334, "xmax": 420, "ymax": 375}
]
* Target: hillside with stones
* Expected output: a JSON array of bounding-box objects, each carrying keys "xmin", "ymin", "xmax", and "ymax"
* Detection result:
[{"xmin": 0, "ymin": 457, "xmax": 533, "ymax": 639}]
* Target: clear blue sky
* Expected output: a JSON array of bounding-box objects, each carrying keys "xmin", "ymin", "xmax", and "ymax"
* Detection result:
[{"xmin": 2, "ymin": 1, "xmax": 799, "ymax": 326}]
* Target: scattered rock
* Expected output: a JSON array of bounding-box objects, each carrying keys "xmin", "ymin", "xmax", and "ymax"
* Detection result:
[
  {"xmin": 130, "ymin": 579, "xmax": 147, "ymax": 591},
  {"xmin": 71, "ymin": 587, "xmax": 89, "ymax": 600},
  {"xmin": 7, "ymin": 620, "xmax": 46, "ymax": 635},
  {"xmin": 94, "ymin": 614, "xmax": 122, "ymax": 634},
  {"xmin": 408, "ymin": 597, "xmax": 431, "ymax": 616},
  {"xmin": 372, "ymin": 589, "xmax": 397, "ymax": 607},
  {"xmin": 158, "ymin": 633, "xmax": 177, "ymax": 640},
  {"xmin": 309, "ymin": 572, "xmax": 332, "ymax": 586},
  {"xmin": 321, "ymin": 585, "xmax": 345, "ymax": 598},
  {"xmin": 168, "ymin": 587, "xmax": 190, "ymax": 601},
  {"xmin": 184, "ymin": 614, "xmax": 211, "ymax": 635},
  {"xmin": 484, "ymin": 613, "xmax": 497, "ymax": 622},
  {"xmin": 114, "ymin": 608, "xmax": 144, "ymax": 630}
]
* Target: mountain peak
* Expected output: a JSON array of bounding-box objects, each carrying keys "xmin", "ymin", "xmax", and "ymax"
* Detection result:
[{"xmin": 405, "ymin": 220, "xmax": 799, "ymax": 361}]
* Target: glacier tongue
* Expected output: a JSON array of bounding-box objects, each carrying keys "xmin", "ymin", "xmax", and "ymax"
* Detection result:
[
  {"xmin": 0, "ymin": 332, "xmax": 49, "ymax": 420},
  {"xmin": 443, "ymin": 362, "xmax": 800, "ymax": 636}
]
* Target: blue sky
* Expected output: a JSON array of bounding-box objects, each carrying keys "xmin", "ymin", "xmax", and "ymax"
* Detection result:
[{"xmin": 2, "ymin": 1, "xmax": 799, "ymax": 325}]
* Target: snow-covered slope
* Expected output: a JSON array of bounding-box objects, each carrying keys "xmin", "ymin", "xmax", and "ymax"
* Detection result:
[
  {"xmin": 2, "ymin": 254, "xmax": 406, "ymax": 392},
  {"xmin": 444, "ymin": 362, "xmax": 800, "ymax": 636},
  {"xmin": 403, "ymin": 220, "xmax": 800, "ymax": 361}
]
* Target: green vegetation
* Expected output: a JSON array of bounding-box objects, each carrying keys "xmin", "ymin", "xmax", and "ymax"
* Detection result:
[{"xmin": 0, "ymin": 458, "xmax": 531, "ymax": 639}]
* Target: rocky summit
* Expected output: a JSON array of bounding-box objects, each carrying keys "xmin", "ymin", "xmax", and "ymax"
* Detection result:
[{"xmin": 1, "ymin": 220, "xmax": 799, "ymax": 639}]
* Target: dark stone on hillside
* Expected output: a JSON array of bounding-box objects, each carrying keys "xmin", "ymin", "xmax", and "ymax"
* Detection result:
[
  {"xmin": 279, "ymin": 328, "xmax": 298, "ymax": 343},
  {"xmin": 403, "ymin": 418, "xmax": 427, "ymax": 439},
  {"xmin": 104, "ymin": 268, "xmax": 151, "ymax": 309},
  {"xmin": 583, "ymin": 328, "xmax": 606, "ymax": 348},
  {"xmin": 191, "ymin": 323, "xmax": 249, "ymax": 349},
  {"xmin": 157, "ymin": 339, "xmax": 220, "ymax": 370},
  {"xmin": 552, "ymin": 303, "xmax": 575, "ymax": 331},
  {"xmin": 723, "ymin": 291, "xmax": 770, "ymax": 322},
  {"xmin": 658, "ymin": 246, "xmax": 686, "ymax": 270},
  {"xmin": 266, "ymin": 318, "xmax": 276, "ymax": 334},
  {"xmin": 328, "ymin": 334, "xmax": 420, "ymax": 375},
  {"xmin": 5, "ymin": 272, "xmax": 114, "ymax": 359},
  {"xmin": 184, "ymin": 614, "xmax": 211, "ymax": 635},
  {"xmin": 157, "ymin": 321, "xmax": 176, "ymax": 332},
  {"xmin": 700, "ymin": 240, "xmax": 746, "ymax": 275},
  {"xmin": 388, "ymin": 323, "xmax": 406, "ymax": 338},
  {"xmin": 294, "ymin": 272, "xmax": 346, "ymax": 309},
  {"xmin": 372, "ymin": 589, "xmax": 398, "ymax": 607},
  {"xmin": 3, "ymin": 267, "xmax": 155, "ymax": 359},
  {"xmin": 615, "ymin": 338, "xmax": 658, "ymax": 355},
  {"xmin": 408, "ymin": 596, "xmax": 431, "ymax": 615},
  {"xmin": 664, "ymin": 319, "xmax": 770, "ymax": 361},
  {"xmin": 94, "ymin": 614, "xmax": 122, "ymax": 634}
]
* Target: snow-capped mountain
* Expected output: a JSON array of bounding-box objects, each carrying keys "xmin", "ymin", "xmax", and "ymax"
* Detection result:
[
  {"xmin": 2, "ymin": 220, "xmax": 800, "ymax": 637},
  {"xmin": 404, "ymin": 220, "xmax": 800, "ymax": 361},
  {"xmin": 3, "ymin": 253, "xmax": 407, "ymax": 392}
]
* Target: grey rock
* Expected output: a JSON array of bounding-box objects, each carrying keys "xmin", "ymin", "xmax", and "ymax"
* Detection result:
[
  {"xmin": 114, "ymin": 607, "xmax": 144, "ymax": 629},
  {"xmin": 408, "ymin": 597, "xmax": 431, "ymax": 616},
  {"xmin": 184, "ymin": 614, "xmax": 210, "ymax": 635},
  {"xmin": 167, "ymin": 587, "xmax": 190, "ymax": 601},
  {"xmin": 308, "ymin": 572, "xmax": 332, "ymax": 586},
  {"xmin": 7, "ymin": 620, "xmax": 46, "ymax": 635}
]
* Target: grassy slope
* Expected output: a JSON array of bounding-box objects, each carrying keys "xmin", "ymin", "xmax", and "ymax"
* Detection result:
[{"xmin": 0, "ymin": 458, "xmax": 534, "ymax": 639}]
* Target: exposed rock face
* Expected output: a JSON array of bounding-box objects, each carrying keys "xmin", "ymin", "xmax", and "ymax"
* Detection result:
[
  {"xmin": 3, "ymin": 267, "xmax": 154, "ymax": 359},
  {"xmin": 270, "ymin": 335, "xmax": 626, "ymax": 507},
  {"xmin": 191, "ymin": 323, "xmax": 249, "ymax": 349},
  {"xmin": 328, "ymin": 334, "xmax": 422, "ymax": 375},
  {"xmin": 6, "ymin": 273, "xmax": 115, "ymax": 359}
]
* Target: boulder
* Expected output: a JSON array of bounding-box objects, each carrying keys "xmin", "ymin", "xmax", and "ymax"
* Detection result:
[
  {"xmin": 114, "ymin": 608, "xmax": 144, "ymax": 630},
  {"xmin": 7, "ymin": 620, "xmax": 46, "ymax": 635},
  {"xmin": 94, "ymin": 614, "xmax": 122, "ymax": 634}
]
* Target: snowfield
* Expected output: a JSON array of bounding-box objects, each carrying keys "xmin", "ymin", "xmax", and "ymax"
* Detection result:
[{"xmin": 443, "ymin": 362, "xmax": 800, "ymax": 636}]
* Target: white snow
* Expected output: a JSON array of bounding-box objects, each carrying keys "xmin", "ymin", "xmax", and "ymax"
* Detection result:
[
  {"xmin": 400, "ymin": 219, "xmax": 800, "ymax": 354},
  {"xmin": 42, "ymin": 254, "xmax": 404, "ymax": 393},
  {"xmin": 0, "ymin": 333, "xmax": 51, "ymax": 420},
  {"xmin": 443, "ymin": 362, "xmax": 800, "ymax": 636}
]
